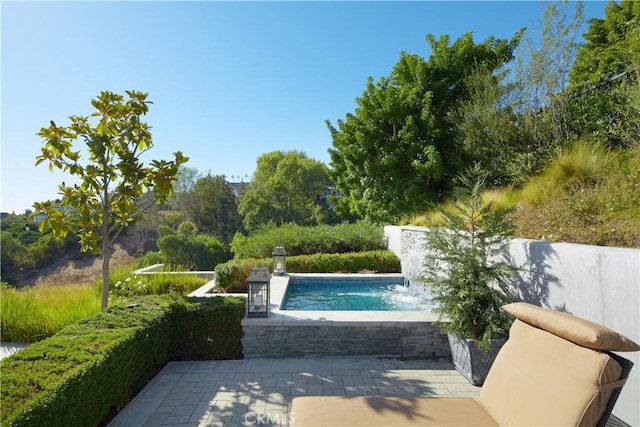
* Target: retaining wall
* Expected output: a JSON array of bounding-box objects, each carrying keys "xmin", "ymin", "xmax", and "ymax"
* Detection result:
[
  {"xmin": 384, "ymin": 225, "xmax": 640, "ymax": 426},
  {"xmin": 133, "ymin": 264, "xmax": 215, "ymax": 281},
  {"xmin": 242, "ymin": 322, "xmax": 450, "ymax": 359}
]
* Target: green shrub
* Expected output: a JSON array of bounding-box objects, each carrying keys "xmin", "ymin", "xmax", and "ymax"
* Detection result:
[
  {"xmin": 230, "ymin": 222, "xmax": 385, "ymax": 259},
  {"xmin": 23, "ymin": 233, "xmax": 79, "ymax": 271},
  {"xmin": 157, "ymin": 230, "xmax": 229, "ymax": 270},
  {"xmin": 0, "ymin": 232, "xmax": 29, "ymax": 284},
  {"xmin": 213, "ymin": 259, "xmax": 265, "ymax": 292},
  {"xmin": 177, "ymin": 220, "xmax": 198, "ymax": 235},
  {"xmin": 158, "ymin": 224, "xmax": 174, "ymax": 237},
  {"xmin": 0, "ymin": 295, "xmax": 245, "ymax": 427},
  {"xmin": 214, "ymin": 250, "xmax": 400, "ymax": 291},
  {"xmin": 0, "ymin": 217, "xmax": 80, "ymax": 284},
  {"xmin": 134, "ymin": 250, "xmax": 167, "ymax": 269}
]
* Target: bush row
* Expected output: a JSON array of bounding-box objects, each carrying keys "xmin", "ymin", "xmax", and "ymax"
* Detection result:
[
  {"xmin": 214, "ymin": 250, "xmax": 401, "ymax": 292},
  {"xmin": 157, "ymin": 226, "xmax": 230, "ymax": 270},
  {"xmin": 230, "ymin": 222, "xmax": 386, "ymax": 259},
  {"xmin": 0, "ymin": 295, "xmax": 245, "ymax": 427}
]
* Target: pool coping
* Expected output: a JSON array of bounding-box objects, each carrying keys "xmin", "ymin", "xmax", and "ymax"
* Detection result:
[{"xmin": 241, "ymin": 273, "xmax": 440, "ymax": 326}]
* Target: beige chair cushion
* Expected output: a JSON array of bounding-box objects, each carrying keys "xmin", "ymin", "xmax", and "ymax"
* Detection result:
[
  {"xmin": 289, "ymin": 396, "xmax": 498, "ymax": 426},
  {"xmin": 503, "ymin": 302, "xmax": 640, "ymax": 351},
  {"xmin": 479, "ymin": 319, "xmax": 623, "ymax": 427}
]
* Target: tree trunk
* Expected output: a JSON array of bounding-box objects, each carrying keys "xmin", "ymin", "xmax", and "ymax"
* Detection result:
[{"xmin": 101, "ymin": 205, "xmax": 110, "ymax": 311}]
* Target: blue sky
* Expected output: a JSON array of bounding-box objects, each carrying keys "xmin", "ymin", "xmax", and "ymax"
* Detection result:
[{"xmin": 1, "ymin": 1, "xmax": 606, "ymax": 214}]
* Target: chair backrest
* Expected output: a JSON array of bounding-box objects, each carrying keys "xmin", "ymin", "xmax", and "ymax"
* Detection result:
[{"xmin": 477, "ymin": 303, "xmax": 638, "ymax": 427}]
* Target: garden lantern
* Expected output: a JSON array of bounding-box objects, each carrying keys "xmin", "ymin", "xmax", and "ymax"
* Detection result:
[
  {"xmin": 246, "ymin": 266, "xmax": 270, "ymax": 318},
  {"xmin": 272, "ymin": 246, "xmax": 287, "ymax": 276}
]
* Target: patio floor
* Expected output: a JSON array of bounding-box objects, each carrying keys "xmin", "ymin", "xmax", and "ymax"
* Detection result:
[{"xmin": 108, "ymin": 357, "xmax": 479, "ymax": 427}]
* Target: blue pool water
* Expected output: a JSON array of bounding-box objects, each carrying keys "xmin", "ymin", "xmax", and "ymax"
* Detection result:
[{"xmin": 281, "ymin": 276, "xmax": 433, "ymax": 311}]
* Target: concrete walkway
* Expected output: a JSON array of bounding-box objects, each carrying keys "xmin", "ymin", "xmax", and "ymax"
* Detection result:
[{"xmin": 108, "ymin": 357, "xmax": 479, "ymax": 427}]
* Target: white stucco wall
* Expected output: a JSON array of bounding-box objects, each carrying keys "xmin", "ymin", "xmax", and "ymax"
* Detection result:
[{"xmin": 385, "ymin": 225, "xmax": 640, "ymax": 426}]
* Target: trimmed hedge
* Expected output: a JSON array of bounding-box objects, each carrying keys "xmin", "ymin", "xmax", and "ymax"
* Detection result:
[
  {"xmin": 214, "ymin": 250, "xmax": 401, "ymax": 292},
  {"xmin": 287, "ymin": 251, "xmax": 400, "ymax": 273},
  {"xmin": 230, "ymin": 222, "xmax": 386, "ymax": 259},
  {"xmin": 0, "ymin": 295, "xmax": 245, "ymax": 427},
  {"xmin": 170, "ymin": 296, "xmax": 245, "ymax": 361}
]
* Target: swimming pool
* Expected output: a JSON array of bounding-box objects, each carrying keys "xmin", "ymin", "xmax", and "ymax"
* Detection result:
[
  {"xmin": 242, "ymin": 274, "xmax": 448, "ymax": 359},
  {"xmin": 281, "ymin": 275, "xmax": 434, "ymax": 311}
]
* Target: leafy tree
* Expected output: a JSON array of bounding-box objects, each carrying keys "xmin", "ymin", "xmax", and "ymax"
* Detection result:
[
  {"xmin": 1, "ymin": 232, "xmax": 28, "ymax": 284},
  {"xmin": 511, "ymin": 1, "xmax": 584, "ymax": 147},
  {"xmin": 0, "ymin": 214, "xmax": 38, "ymax": 245},
  {"xmin": 238, "ymin": 150, "xmax": 331, "ymax": 231},
  {"xmin": 569, "ymin": 0, "xmax": 640, "ymax": 86},
  {"xmin": 172, "ymin": 165, "xmax": 202, "ymax": 219},
  {"xmin": 34, "ymin": 90, "xmax": 188, "ymax": 310},
  {"xmin": 185, "ymin": 173, "xmax": 242, "ymax": 245},
  {"xmin": 567, "ymin": 0, "xmax": 640, "ymax": 148},
  {"xmin": 121, "ymin": 209, "xmax": 160, "ymax": 256},
  {"xmin": 327, "ymin": 31, "xmax": 522, "ymax": 223},
  {"xmin": 0, "ymin": 214, "xmax": 80, "ymax": 284},
  {"xmin": 449, "ymin": 66, "xmax": 523, "ymax": 186},
  {"xmin": 566, "ymin": 77, "xmax": 640, "ymax": 148}
]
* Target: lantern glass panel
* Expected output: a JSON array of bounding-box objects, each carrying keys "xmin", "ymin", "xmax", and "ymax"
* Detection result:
[
  {"xmin": 250, "ymin": 283, "xmax": 266, "ymax": 309},
  {"xmin": 246, "ymin": 266, "xmax": 270, "ymax": 318},
  {"xmin": 272, "ymin": 246, "xmax": 287, "ymax": 275}
]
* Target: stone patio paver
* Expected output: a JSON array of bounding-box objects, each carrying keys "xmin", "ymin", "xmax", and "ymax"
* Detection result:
[{"xmin": 108, "ymin": 357, "xmax": 479, "ymax": 427}]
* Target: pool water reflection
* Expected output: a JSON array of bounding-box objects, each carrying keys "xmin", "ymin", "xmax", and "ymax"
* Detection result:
[{"xmin": 281, "ymin": 276, "xmax": 434, "ymax": 311}]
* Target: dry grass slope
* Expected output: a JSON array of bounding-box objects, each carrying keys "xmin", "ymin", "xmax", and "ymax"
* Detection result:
[
  {"xmin": 29, "ymin": 244, "xmax": 136, "ymax": 287},
  {"xmin": 403, "ymin": 144, "xmax": 640, "ymax": 248}
]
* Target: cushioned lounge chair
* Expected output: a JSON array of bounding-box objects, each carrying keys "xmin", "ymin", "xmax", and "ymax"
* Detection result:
[{"xmin": 289, "ymin": 302, "xmax": 639, "ymax": 426}]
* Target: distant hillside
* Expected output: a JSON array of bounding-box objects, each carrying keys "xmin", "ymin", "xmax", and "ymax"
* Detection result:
[
  {"xmin": 26, "ymin": 244, "xmax": 136, "ymax": 287},
  {"xmin": 1, "ymin": 216, "xmax": 137, "ymax": 287}
]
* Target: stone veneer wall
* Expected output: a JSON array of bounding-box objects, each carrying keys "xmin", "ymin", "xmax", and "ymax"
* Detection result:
[{"xmin": 242, "ymin": 323, "xmax": 450, "ymax": 359}]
